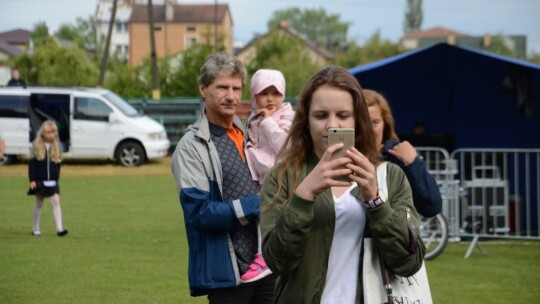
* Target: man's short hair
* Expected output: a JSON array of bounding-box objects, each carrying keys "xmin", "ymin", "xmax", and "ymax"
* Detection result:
[{"xmin": 198, "ymin": 52, "xmax": 246, "ymax": 88}]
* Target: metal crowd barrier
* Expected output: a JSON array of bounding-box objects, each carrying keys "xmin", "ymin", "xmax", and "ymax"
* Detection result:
[
  {"xmin": 416, "ymin": 147, "xmax": 461, "ymax": 239},
  {"xmin": 452, "ymin": 149, "xmax": 540, "ymax": 237},
  {"xmin": 417, "ymin": 147, "xmax": 540, "ymax": 258}
]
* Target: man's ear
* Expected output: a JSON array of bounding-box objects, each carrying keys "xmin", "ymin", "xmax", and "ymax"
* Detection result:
[{"xmin": 199, "ymin": 84, "xmax": 206, "ymax": 99}]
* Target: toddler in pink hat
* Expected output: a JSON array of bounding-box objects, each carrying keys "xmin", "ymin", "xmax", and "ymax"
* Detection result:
[
  {"xmin": 243, "ymin": 69, "xmax": 295, "ymax": 283},
  {"xmin": 246, "ymin": 69, "xmax": 295, "ymax": 185}
]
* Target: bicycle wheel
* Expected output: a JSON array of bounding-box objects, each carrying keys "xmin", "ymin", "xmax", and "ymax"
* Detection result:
[{"xmin": 420, "ymin": 213, "xmax": 449, "ymax": 260}]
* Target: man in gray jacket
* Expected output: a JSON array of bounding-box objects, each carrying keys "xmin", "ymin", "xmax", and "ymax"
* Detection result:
[{"xmin": 171, "ymin": 52, "xmax": 274, "ymax": 303}]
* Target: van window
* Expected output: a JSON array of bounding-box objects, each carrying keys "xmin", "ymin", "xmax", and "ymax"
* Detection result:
[
  {"xmin": 29, "ymin": 93, "xmax": 71, "ymax": 149},
  {"xmin": 74, "ymin": 97, "xmax": 112, "ymax": 121},
  {"xmin": 0, "ymin": 95, "xmax": 29, "ymax": 118},
  {"xmin": 102, "ymin": 92, "xmax": 141, "ymax": 117}
]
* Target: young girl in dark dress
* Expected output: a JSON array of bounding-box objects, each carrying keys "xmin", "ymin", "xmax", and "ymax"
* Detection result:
[{"xmin": 28, "ymin": 120, "xmax": 68, "ymax": 237}]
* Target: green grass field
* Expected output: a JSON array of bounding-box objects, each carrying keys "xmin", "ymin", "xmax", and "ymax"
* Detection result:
[{"xmin": 1, "ymin": 157, "xmax": 539, "ymax": 303}]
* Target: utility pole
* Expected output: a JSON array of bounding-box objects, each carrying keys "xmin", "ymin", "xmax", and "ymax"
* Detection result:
[
  {"xmin": 148, "ymin": 0, "xmax": 160, "ymax": 100},
  {"xmin": 214, "ymin": 0, "xmax": 217, "ymax": 51},
  {"xmin": 98, "ymin": 0, "xmax": 118, "ymax": 87}
]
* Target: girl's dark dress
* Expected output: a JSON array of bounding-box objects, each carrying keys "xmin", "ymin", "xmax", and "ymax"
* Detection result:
[{"xmin": 28, "ymin": 148, "xmax": 61, "ymax": 198}]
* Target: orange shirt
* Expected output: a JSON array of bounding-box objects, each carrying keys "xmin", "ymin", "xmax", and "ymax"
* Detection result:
[{"xmin": 226, "ymin": 126, "xmax": 246, "ymax": 161}]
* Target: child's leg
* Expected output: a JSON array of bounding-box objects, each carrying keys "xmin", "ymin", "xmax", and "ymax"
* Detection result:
[
  {"xmin": 50, "ymin": 194, "xmax": 64, "ymax": 232},
  {"xmin": 32, "ymin": 196, "xmax": 44, "ymax": 233},
  {"xmin": 240, "ymin": 220, "xmax": 272, "ymax": 283},
  {"xmin": 257, "ymin": 219, "xmax": 262, "ymax": 254}
]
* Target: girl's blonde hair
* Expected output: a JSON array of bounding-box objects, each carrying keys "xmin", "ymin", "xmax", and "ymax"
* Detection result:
[{"xmin": 32, "ymin": 120, "xmax": 62, "ymax": 163}]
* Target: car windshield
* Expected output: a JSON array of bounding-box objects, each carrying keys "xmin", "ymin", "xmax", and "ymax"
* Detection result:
[{"xmin": 102, "ymin": 91, "xmax": 141, "ymax": 117}]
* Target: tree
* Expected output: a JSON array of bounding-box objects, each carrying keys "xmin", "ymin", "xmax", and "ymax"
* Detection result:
[
  {"xmin": 10, "ymin": 38, "xmax": 98, "ymax": 86},
  {"xmin": 31, "ymin": 22, "xmax": 50, "ymax": 45},
  {"xmin": 267, "ymin": 7, "xmax": 350, "ymax": 51},
  {"xmin": 55, "ymin": 25, "xmax": 83, "ymax": 46},
  {"xmin": 334, "ymin": 41, "xmax": 364, "ymax": 69},
  {"xmin": 486, "ymin": 34, "xmax": 518, "ymax": 58},
  {"xmin": 246, "ymin": 33, "xmax": 322, "ymax": 99},
  {"xmin": 26, "ymin": 25, "xmax": 97, "ymax": 86},
  {"xmin": 104, "ymin": 57, "xmax": 146, "ymax": 98},
  {"xmin": 335, "ymin": 30, "xmax": 402, "ymax": 68},
  {"xmin": 528, "ymin": 52, "xmax": 540, "ymax": 64},
  {"xmin": 55, "ymin": 16, "xmax": 99, "ymax": 56},
  {"xmin": 404, "ymin": 0, "xmax": 423, "ymax": 34},
  {"xmin": 361, "ymin": 30, "xmax": 402, "ymax": 62},
  {"xmin": 167, "ymin": 44, "xmax": 215, "ymax": 97}
]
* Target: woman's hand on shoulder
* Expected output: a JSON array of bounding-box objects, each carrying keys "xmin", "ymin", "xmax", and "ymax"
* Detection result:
[
  {"xmin": 387, "ymin": 140, "xmax": 417, "ymax": 166},
  {"xmin": 295, "ymin": 143, "xmax": 353, "ymax": 200}
]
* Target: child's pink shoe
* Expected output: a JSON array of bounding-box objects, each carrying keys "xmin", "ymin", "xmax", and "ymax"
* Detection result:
[{"xmin": 241, "ymin": 253, "xmax": 272, "ymax": 283}]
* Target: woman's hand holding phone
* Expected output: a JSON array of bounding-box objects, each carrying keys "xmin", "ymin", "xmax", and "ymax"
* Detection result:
[{"xmin": 295, "ymin": 142, "xmax": 353, "ymax": 201}]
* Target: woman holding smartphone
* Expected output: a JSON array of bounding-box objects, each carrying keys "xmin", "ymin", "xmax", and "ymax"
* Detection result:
[{"xmin": 259, "ymin": 66, "xmax": 425, "ymax": 303}]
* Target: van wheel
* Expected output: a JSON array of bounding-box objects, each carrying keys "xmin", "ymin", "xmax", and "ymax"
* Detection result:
[
  {"xmin": 0, "ymin": 155, "xmax": 16, "ymax": 166},
  {"xmin": 116, "ymin": 142, "xmax": 145, "ymax": 167}
]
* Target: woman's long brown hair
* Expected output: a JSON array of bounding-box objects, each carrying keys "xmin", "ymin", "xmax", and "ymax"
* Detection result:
[{"xmin": 363, "ymin": 89, "xmax": 400, "ymax": 143}]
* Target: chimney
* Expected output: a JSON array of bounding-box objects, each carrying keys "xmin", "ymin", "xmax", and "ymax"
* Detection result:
[
  {"xmin": 166, "ymin": 0, "xmax": 174, "ymax": 22},
  {"xmin": 483, "ymin": 34, "xmax": 492, "ymax": 48},
  {"xmin": 447, "ymin": 34, "xmax": 456, "ymax": 45}
]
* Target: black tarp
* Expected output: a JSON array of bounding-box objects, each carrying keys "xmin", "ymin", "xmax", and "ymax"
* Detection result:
[{"xmin": 349, "ymin": 43, "xmax": 540, "ymax": 149}]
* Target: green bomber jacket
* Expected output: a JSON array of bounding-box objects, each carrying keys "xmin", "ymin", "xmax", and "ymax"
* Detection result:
[{"xmin": 260, "ymin": 152, "xmax": 426, "ymax": 304}]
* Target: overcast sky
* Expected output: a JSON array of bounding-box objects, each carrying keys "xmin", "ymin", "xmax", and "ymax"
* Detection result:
[{"xmin": 1, "ymin": 0, "xmax": 539, "ymax": 56}]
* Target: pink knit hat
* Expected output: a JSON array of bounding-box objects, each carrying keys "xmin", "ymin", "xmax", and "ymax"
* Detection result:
[{"xmin": 250, "ymin": 69, "xmax": 286, "ymax": 110}]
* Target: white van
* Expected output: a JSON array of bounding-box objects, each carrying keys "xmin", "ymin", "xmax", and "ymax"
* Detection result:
[{"xmin": 0, "ymin": 86, "xmax": 170, "ymax": 167}]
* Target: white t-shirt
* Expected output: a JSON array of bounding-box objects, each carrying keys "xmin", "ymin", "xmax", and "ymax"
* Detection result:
[{"xmin": 321, "ymin": 184, "xmax": 366, "ymax": 304}]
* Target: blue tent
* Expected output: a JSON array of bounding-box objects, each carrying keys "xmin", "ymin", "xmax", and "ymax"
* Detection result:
[{"xmin": 349, "ymin": 43, "xmax": 540, "ymax": 149}]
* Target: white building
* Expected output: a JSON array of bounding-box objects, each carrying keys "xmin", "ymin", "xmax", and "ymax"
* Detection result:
[{"xmin": 94, "ymin": 0, "xmax": 151, "ymax": 59}]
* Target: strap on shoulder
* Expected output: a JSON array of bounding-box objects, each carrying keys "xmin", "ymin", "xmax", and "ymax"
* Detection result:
[{"xmin": 376, "ymin": 162, "xmax": 388, "ymax": 202}]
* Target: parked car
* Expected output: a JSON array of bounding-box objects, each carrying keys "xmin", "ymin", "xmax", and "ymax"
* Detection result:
[{"xmin": 0, "ymin": 86, "xmax": 170, "ymax": 167}]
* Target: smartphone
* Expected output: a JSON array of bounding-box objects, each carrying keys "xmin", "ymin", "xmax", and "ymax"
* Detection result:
[{"xmin": 328, "ymin": 128, "xmax": 355, "ymax": 160}]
